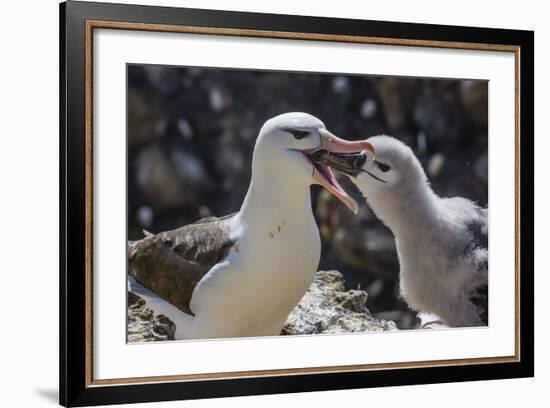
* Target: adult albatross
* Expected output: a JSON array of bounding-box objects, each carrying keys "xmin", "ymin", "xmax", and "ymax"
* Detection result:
[
  {"xmin": 128, "ymin": 112, "xmax": 375, "ymax": 340},
  {"xmin": 317, "ymin": 136, "xmax": 488, "ymax": 328}
]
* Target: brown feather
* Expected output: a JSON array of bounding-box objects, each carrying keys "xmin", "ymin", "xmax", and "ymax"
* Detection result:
[{"xmin": 128, "ymin": 213, "xmax": 237, "ymax": 316}]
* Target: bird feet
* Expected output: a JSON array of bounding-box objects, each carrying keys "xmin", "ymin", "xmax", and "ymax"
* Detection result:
[{"xmin": 417, "ymin": 312, "xmax": 449, "ymax": 329}]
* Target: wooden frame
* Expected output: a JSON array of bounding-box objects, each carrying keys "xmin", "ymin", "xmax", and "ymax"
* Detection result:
[{"xmin": 60, "ymin": 1, "xmax": 534, "ymax": 406}]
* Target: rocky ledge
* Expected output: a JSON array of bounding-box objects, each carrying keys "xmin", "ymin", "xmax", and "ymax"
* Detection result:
[
  {"xmin": 282, "ymin": 270, "xmax": 397, "ymax": 335},
  {"xmin": 128, "ymin": 270, "xmax": 397, "ymax": 342},
  {"xmin": 127, "ymin": 292, "xmax": 176, "ymax": 342}
]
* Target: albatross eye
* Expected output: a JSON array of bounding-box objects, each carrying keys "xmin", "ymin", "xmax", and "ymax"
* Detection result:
[
  {"xmin": 374, "ymin": 161, "xmax": 391, "ymax": 172},
  {"xmin": 283, "ymin": 128, "xmax": 310, "ymax": 140}
]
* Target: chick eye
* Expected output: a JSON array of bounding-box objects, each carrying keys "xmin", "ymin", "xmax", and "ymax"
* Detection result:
[
  {"xmin": 374, "ymin": 161, "xmax": 391, "ymax": 172},
  {"xmin": 283, "ymin": 128, "xmax": 310, "ymax": 140}
]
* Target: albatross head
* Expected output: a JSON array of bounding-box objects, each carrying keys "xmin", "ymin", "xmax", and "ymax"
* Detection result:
[
  {"xmin": 354, "ymin": 136, "xmax": 427, "ymax": 190},
  {"xmin": 312, "ymin": 135, "xmax": 434, "ymax": 233},
  {"xmin": 315, "ymin": 135, "xmax": 429, "ymax": 201},
  {"xmin": 252, "ymin": 112, "xmax": 375, "ymax": 213}
]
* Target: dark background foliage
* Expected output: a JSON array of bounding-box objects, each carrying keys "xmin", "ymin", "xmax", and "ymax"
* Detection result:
[{"xmin": 127, "ymin": 64, "xmax": 488, "ymax": 329}]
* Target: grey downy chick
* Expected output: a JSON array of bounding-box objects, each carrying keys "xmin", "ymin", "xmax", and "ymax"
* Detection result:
[{"xmin": 313, "ymin": 136, "xmax": 488, "ymax": 328}]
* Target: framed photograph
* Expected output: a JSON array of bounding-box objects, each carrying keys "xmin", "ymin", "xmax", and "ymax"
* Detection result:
[{"xmin": 60, "ymin": 1, "xmax": 534, "ymax": 406}]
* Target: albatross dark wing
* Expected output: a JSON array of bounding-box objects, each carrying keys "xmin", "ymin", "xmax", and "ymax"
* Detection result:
[
  {"xmin": 467, "ymin": 284, "xmax": 488, "ymax": 325},
  {"xmin": 464, "ymin": 206, "xmax": 488, "ymax": 325},
  {"xmin": 441, "ymin": 198, "xmax": 488, "ymax": 326},
  {"xmin": 128, "ymin": 214, "xmax": 237, "ymax": 316}
]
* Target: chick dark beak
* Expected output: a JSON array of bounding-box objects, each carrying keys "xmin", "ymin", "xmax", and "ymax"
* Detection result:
[{"xmin": 310, "ymin": 149, "xmax": 367, "ymax": 177}]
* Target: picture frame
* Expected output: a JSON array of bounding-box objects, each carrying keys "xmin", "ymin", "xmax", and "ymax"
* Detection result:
[{"xmin": 60, "ymin": 1, "xmax": 534, "ymax": 406}]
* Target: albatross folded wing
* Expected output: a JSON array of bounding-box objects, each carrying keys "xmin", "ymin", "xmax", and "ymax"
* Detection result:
[{"xmin": 128, "ymin": 214, "xmax": 237, "ymax": 316}]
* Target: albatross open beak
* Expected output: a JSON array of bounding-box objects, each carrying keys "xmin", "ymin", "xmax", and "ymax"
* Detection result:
[{"xmin": 306, "ymin": 130, "xmax": 375, "ymax": 214}]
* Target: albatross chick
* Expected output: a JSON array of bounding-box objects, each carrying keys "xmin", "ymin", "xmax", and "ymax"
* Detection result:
[{"xmin": 315, "ymin": 136, "xmax": 488, "ymax": 327}]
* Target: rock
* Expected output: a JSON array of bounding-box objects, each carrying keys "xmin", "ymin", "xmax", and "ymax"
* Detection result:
[
  {"xmin": 360, "ymin": 99, "xmax": 377, "ymax": 119},
  {"xmin": 134, "ymin": 144, "xmax": 210, "ymax": 210},
  {"xmin": 177, "ymin": 118, "xmax": 194, "ymax": 141},
  {"xmin": 127, "ymin": 291, "xmax": 141, "ymax": 306},
  {"xmin": 374, "ymin": 310, "xmax": 419, "ymax": 330},
  {"xmin": 316, "ymin": 189, "xmax": 399, "ymax": 280},
  {"xmin": 136, "ymin": 205, "xmax": 154, "ymax": 228},
  {"xmin": 474, "ymin": 151, "xmax": 488, "ymax": 185},
  {"xmin": 135, "ymin": 144, "xmax": 186, "ymax": 209},
  {"xmin": 428, "ymin": 153, "xmax": 446, "ymax": 177},
  {"xmin": 209, "ymin": 87, "xmax": 231, "ymax": 112},
  {"xmin": 127, "ymin": 270, "xmax": 396, "ymax": 341},
  {"xmin": 460, "ymin": 80, "xmax": 488, "ymax": 128},
  {"xmin": 127, "ymin": 294, "xmax": 176, "ymax": 342},
  {"xmin": 144, "ymin": 65, "xmax": 181, "ymax": 95},
  {"xmin": 282, "ymin": 270, "xmax": 397, "ymax": 335},
  {"xmin": 378, "ymin": 77, "xmax": 419, "ymax": 132},
  {"xmin": 127, "ymin": 88, "xmax": 168, "ymax": 146},
  {"xmin": 416, "ymin": 131, "xmax": 428, "ymax": 153},
  {"xmin": 332, "ymin": 76, "xmax": 350, "ymax": 94},
  {"xmin": 414, "ymin": 86, "xmax": 468, "ymax": 144}
]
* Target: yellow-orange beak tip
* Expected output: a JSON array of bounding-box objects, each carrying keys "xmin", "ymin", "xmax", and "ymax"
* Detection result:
[{"xmin": 363, "ymin": 141, "xmax": 376, "ymax": 159}]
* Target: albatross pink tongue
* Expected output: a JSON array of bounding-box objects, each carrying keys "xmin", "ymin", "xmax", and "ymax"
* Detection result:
[{"xmin": 313, "ymin": 164, "xmax": 359, "ymax": 214}]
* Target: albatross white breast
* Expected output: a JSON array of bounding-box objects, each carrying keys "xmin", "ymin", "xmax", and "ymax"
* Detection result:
[{"xmin": 128, "ymin": 112, "xmax": 375, "ymax": 340}]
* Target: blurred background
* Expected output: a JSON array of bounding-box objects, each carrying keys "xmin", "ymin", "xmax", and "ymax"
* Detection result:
[{"xmin": 127, "ymin": 64, "xmax": 488, "ymax": 329}]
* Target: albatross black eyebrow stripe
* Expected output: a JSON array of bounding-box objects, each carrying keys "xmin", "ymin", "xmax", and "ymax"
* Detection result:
[
  {"xmin": 282, "ymin": 127, "xmax": 310, "ymax": 139},
  {"xmin": 361, "ymin": 169, "xmax": 387, "ymax": 183}
]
